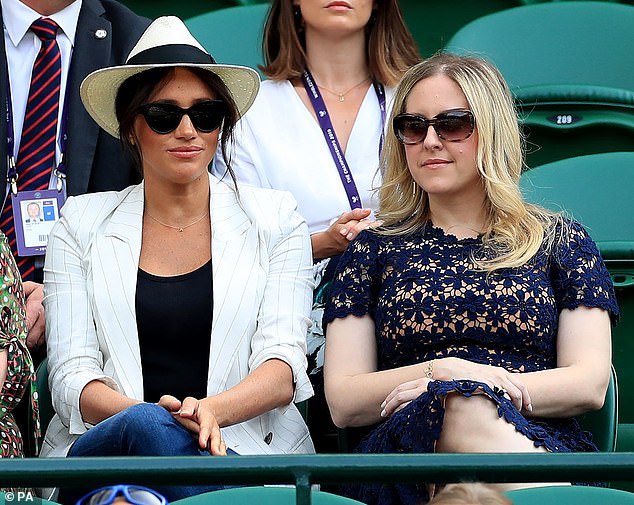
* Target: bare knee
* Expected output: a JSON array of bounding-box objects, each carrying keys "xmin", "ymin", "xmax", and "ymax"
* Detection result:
[
  {"xmin": 444, "ymin": 393, "xmax": 499, "ymax": 431},
  {"xmin": 436, "ymin": 393, "xmax": 501, "ymax": 453},
  {"xmin": 437, "ymin": 393, "xmax": 547, "ymax": 455}
]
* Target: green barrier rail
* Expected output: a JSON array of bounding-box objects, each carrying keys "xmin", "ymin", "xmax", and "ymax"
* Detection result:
[{"xmin": 1, "ymin": 453, "xmax": 634, "ymax": 505}]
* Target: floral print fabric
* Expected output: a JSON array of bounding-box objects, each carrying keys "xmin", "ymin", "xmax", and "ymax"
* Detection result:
[{"xmin": 0, "ymin": 233, "xmax": 39, "ymax": 472}]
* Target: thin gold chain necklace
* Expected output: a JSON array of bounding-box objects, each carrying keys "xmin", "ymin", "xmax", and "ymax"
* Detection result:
[
  {"xmin": 444, "ymin": 224, "xmax": 484, "ymax": 236},
  {"xmin": 146, "ymin": 211, "xmax": 208, "ymax": 233},
  {"xmin": 315, "ymin": 76, "xmax": 370, "ymax": 102}
]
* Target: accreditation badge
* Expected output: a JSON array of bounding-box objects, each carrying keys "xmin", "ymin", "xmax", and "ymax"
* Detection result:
[{"xmin": 12, "ymin": 189, "xmax": 65, "ymax": 257}]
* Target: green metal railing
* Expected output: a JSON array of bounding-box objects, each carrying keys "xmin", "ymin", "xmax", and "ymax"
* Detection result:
[{"xmin": 1, "ymin": 453, "xmax": 634, "ymax": 505}]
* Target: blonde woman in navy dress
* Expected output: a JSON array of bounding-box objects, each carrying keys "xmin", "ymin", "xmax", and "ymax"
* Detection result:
[{"xmin": 324, "ymin": 53, "xmax": 618, "ymax": 505}]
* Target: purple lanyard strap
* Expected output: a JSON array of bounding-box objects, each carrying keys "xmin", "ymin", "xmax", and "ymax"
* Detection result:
[
  {"xmin": 4, "ymin": 69, "xmax": 70, "ymax": 194},
  {"xmin": 301, "ymin": 69, "xmax": 386, "ymax": 211}
]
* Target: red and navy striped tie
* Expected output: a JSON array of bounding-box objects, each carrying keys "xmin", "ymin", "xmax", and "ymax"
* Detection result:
[{"xmin": 0, "ymin": 18, "xmax": 61, "ymax": 281}]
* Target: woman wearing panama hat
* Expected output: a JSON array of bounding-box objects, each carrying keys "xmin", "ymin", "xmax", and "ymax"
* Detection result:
[{"xmin": 40, "ymin": 16, "xmax": 315, "ymax": 502}]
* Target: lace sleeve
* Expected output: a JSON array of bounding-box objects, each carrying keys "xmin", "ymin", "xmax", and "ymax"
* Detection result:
[
  {"xmin": 551, "ymin": 219, "xmax": 619, "ymax": 323},
  {"xmin": 324, "ymin": 230, "xmax": 381, "ymax": 324}
]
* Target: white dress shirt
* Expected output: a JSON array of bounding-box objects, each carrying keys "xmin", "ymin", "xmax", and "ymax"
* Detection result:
[
  {"xmin": 1, "ymin": 0, "xmax": 82, "ymax": 162},
  {"xmin": 213, "ymin": 79, "xmax": 395, "ymax": 235}
]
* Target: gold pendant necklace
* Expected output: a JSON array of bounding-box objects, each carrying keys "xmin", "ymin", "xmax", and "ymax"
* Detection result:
[
  {"xmin": 316, "ymin": 76, "xmax": 370, "ymax": 102},
  {"xmin": 146, "ymin": 211, "xmax": 208, "ymax": 233}
]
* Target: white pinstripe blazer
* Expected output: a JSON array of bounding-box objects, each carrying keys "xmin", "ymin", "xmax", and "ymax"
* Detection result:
[{"xmin": 40, "ymin": 174, "xmax": 315, "ymax": 459}]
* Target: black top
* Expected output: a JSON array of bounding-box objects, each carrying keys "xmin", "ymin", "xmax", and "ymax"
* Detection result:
[{"xmin": 136, "ymin": 260, "xmax": 213, "ymax": 403}]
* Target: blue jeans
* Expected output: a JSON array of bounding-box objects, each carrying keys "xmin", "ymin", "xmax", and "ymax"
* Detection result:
[{"xmin": 57, "ymin": 403, "xmax": 237, "ymax": 504}]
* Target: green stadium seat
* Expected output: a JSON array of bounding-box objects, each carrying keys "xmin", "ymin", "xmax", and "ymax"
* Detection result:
[
  {"xmin": 520, "ymin": 151, "xmax": 634, "ymax": 248},
  {"xmin": 520, "ymin": 152, "xmax": 634, "ymax": 425},
  {"xmin": 119, "ymin": 1, "xmax": 237, "ymax": 20},
  {"xmin": 185, "ymin": 5, "xmax": 269, "ymax": 75},
  {"xmin": 505, "ymin": 484, "xmax": 634, "ymax": 504},
  {"xmin": 26, "ymin": 357, "xmax": 54, "ymax": 456},
  {"xmin": 614, "ymin": 423, "xmax": 634, "ymax": 492},
  {"xmin": 446, "ymin": 2, "xmax": 634, "ymax": 168},
  {"xmin": 576, "ymin": 366, "xmax": 618, "ymax": 452},
  {"xmin": 446, "ymin": 2, "xmax": 634, "ymax": 91},
  {"xmin": 170, "ymin": 486, "xmax": 366, "ymax": 505},
  {"xmin": 400, "ymin": 0, "xmax": 527, "ymax": 58}
]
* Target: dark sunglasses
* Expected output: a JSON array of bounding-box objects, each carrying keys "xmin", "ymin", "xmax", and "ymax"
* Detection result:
[
  {"xmin": 137, "ymin": 100, "xmax": 226, "ymax": 135},
  {"xmin": 76, "ymin": 485, "xmax": 168, "ymax": 505},
  {"xmin": 393, "ymin": 109, "xmax": 475, "ymax": 144}
]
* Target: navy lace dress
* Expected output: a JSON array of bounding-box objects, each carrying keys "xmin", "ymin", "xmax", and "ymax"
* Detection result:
[{"xmin": 324, "ymin": 219, "xmax": 619, "ymax": 505}]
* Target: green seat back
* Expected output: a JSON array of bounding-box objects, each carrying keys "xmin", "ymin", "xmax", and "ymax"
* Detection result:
[
  {"xmin": 119, "ymin": 1, "xmax": 237, "ymax": 20},
  {"xmin": 185, "ymin": 4, "xmax": 269, "ymax": 75},
  {"xmin": 576, "ymin": 366, "xmax": 618, "ymax": 452},
  {"xmin": 446, "ymin": 2, "xmax": 634, "ymax": 91},
  {"xmin": 399, "ymin": 0, "xmax": 527, "ymax": 58},
  {"xmin": 518, "ymin": 103, "xmax": 634, "ymax": 168},
  {"xmin": 446, "ymin": 2, "xmax": 634, "ymax": 168},
  {"xmin": 520, "ymin": 152, "xmax": 634, "ymax": 423},
  {"xmin": 606, "ymin": 259, "xmax": 634, "ymax": 425},
  {"xmin": 170, "ymin": 486, "xmax": 366, "ymax": 505},
  {"xmin": 520, "ymin": 152, "xmax": 634, "ymax": 248},
  {"xmin": 29, "ymin": 357, "xmax": 54, "ymax": 454},
  {"xmin": 506, "ymin": 485, "xmax": 634, "ymax": 504},
  {"xmin": 614, "ymin": 423, "xmax": 634, "ymax": 492}
]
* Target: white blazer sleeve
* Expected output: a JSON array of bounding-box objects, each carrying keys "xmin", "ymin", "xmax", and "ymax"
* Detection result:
[
  {"xmin": 248, "ymin": 191, "xmax": 314, "ymax": 403},
  {"xmin": 43, "ymin": 197, "xmax": 119, "ymax": 435}
]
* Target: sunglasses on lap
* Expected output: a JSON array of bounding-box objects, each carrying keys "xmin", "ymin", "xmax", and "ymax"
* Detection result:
[
  {"xmin": 393, "ymin": 109, "xmax": 475, "ymax": 144},
  {"xmin": 137, "ymin": 100, "xmax": 226, "ymax": 135}
]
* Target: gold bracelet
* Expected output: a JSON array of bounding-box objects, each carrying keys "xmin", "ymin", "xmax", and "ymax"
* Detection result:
[{"xmin": 424, "ymin": 360, "xmax": 434, "ymax": 379}]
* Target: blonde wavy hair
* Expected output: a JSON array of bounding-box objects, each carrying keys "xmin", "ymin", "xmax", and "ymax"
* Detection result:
[
  {"xmin": 377, "ymin": 53, "xmax": 560, "ymax": 272},
  {"xmin": 428, "ymin": 482, "xmax": 513, "ymax": 505}
]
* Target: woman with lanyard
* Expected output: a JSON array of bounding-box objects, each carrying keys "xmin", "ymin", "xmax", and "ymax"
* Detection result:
[{"xmin": 212, "ymin": 0, "xmax": 420, "ymax": 451}]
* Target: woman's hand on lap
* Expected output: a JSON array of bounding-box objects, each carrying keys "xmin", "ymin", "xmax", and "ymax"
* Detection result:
[
  {"xmin": 158, "ymin": 395, "xmax": 226, "ymax": 455},
  {"xmin": 381, "ymin": 377, "xmax": 432, "ymax": 417},
  {"xmin": 435, "ymin": 357, "xmax": 532, "ymax": 413},
  {"xmin": 190, "ymin": 397, "xmax": 226, "ymax": 456}
]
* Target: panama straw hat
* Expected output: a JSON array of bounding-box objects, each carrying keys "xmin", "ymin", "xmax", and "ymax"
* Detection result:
[{"xmin": 80, "ymin": 16, "xmax": 260, "ymax": 138}]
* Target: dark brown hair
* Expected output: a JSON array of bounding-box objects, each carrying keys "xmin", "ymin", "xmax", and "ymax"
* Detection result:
[
  {"xmin": 260, "ymin": 0, "xmax": 421, "ymax": 86},
  {"xmin": 115, "ymin": 67, "xmax": 240, "ymax": 185}
]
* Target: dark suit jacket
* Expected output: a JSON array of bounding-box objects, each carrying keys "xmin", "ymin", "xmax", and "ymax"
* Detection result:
[{"xmin": 0, "ymin": 0, "xmax": 150, "ymax": 199}]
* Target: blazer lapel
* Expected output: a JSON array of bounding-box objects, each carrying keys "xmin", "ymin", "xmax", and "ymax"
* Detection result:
[
  {"xmin": 64, "ymin": 0, "xmax": 110, "ymax": 196},
  {"xmin": 91, "ymin": 184, "xmax": 144, "ymax": 399},
  {"xmin": 208, "ymin": 177, "xmax": 265, "ymax": 392}
]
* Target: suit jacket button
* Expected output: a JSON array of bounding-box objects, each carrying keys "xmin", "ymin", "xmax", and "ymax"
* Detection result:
[{"xmin": 264, "ymin": 432, "xmax": 273, "ymax": 445}]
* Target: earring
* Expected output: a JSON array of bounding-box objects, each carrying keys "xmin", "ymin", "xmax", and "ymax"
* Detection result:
[
  {"xmin": 128, "ymin": 136, "xmax": 136, "ymax": 146},
  {"xmin": 293, "ymin": 5, "xmax": 303, "ymax": 28},
  {"xmin": 367, "ymin": 9, "xmax": 377, "ymax": 30}
]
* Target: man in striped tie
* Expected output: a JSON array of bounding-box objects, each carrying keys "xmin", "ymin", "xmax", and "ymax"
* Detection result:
[{"xmin": 1, "ymin": 0, "xmax": 150, "ymax": 352}]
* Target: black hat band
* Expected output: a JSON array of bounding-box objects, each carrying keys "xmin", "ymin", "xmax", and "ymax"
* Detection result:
[{"xmin": 127, "ymin": 44, "xmax": 216, "ymax": 66}]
